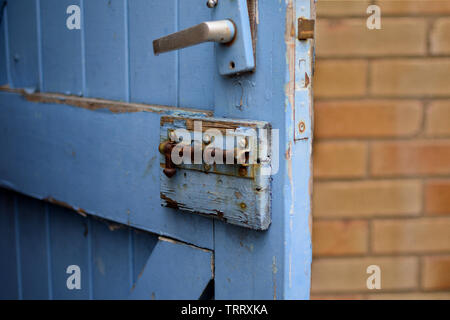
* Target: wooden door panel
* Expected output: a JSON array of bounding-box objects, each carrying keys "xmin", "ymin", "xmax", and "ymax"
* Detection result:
[
  {"xmin": 5, "ymin": 0, "xmax": 40, "ymax": 89},
  {"xmin": 0, "ymin": 90, "xmax": 214, "ymax": 249},
  {"xmin": 129, "ymin": 237, "xmax": 213, "ymax": 300},
  {"xmin": 128, "ymin": 0, "xmax": 178, "ymax": 106},
  {"xmin": 15, "ymin": 194, "xmax": 51, "ymax": 299},
  {"xmin": 0, "ymin": 188, "xmax": 210, "ymax": 300},
  {"xmin": 212, "ymin": 0, "xmax": 313, "ymax": 299},
  {"xmin": 84, "ymin": 0, "xmax": 128, "ymax": 100},
  {"xmin": 0, "ymin": 189, "xmax": 20, "ymax": 299},
  {"xmin": 0, "ymin": 0, "xmax": 314, "ymax": 299},
  {"xmin": 178, "ymin": 0, "xmax": 215, "ymax": 109},
  {"xmin": 0, "ymin": 1, "xmax": 8, "ymax": 85},
  {"xmin": 40, "ymin": 0, "xmax": 83, "ymax": 95}
]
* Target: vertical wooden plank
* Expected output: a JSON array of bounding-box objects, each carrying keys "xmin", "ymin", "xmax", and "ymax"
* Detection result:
[
  {"xmin": 0, "ymin": 0, "xmax": 8, "ymax": 85},
  {"xmin": 40, "ymin": 0, "xmax": 82, "ymax": 95},
  {"xmin": 48, "ymin": 205, "xmax": 91, "ymax": 299},
  {"xmin": 6, "ymin": 0, "xmax": 40, "ymax": 89},
  {"xmin": 15, "ymin": 193, "xmax": 51, "ymax": 299},
  {"xmin": 132, "ymin": 230, "xmax": 158, "ymax": 285},
  {"xmin": 128, "ymin": 0, "xmax": 177, "ymax": 106},
  {"xmin": 91, "ymin": 218, "xmax": 132, "ymax": 299},
  {"xmin": 84, "ymin": 0, "xmax": 128, "ymax": 100},
  {"xmin": 0, "ymin": 189, "xmax": 19, "ymax": 299},
  {"xmin": 213, "ymin": 0, "xmax": 313, "ymax": 299},
  {"xmin": 178, "ymin": 0, "xmax": 214, "ymax": 110}
]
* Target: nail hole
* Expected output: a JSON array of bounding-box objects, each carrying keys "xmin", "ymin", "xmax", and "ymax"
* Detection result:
[{"xmin": 229, "ymin": 61, "xmax": 235, "ymax": 69}]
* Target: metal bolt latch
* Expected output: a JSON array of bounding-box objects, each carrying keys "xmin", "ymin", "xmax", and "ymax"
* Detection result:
[
  {"xmin": 158, "ymin": 140, "xmax": 251, "ymax": 178},
  {"xmin": 298, "ymin": 17, "xmax": 315, "ymax": 40}
]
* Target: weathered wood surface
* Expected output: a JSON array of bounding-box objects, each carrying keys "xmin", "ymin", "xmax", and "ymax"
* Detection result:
[
  {"xmin": 159, "ymin": 116, "xmax": 272, "ymax": 230},
  {"xmin": 212, "ymin": 0, "xmax": 313, "ymax": 299}
]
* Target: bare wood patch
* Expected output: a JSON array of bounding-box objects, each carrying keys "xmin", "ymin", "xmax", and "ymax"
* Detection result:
[{"xmin": 0, "ymin": 86, "xmax": 213, "ymax": 116}]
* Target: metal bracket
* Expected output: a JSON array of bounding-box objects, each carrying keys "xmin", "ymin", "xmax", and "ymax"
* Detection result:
[
  {"xmin": 298, "ymin": 17, "xmax": 315, "ymax": 40},
  {"xmin": 159, "ymin": 116, "xmax": 272, "ymax": 230}
]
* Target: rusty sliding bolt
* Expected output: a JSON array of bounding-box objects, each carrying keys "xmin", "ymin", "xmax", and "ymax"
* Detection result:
[
  {"xmin": 158, "ymin": 141, "xmax": 251, "ymax": 178},
  {"xmin": 298, "ymin": 17, "xmax": 315, "ymax": 40},
  {"xmin": 159, "ymin": 141, "xmax": 177, "ymax": 178}
]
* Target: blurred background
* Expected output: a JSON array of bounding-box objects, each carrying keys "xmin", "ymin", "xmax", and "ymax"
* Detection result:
[{"xmin": 311, "ymin": 0, "xmax": 450, "ymax": 299}]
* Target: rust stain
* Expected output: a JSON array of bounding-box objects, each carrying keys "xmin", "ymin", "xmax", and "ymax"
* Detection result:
[
  {"xmin": 160, "ymin": 193, "xmax": 180, "ymax": 210},
  {"xmin": 284, "ymin": 0, "xmax": 295, "ymax": 112},
  {"xmin": 44, "ymin": 196, "xmax": 88, "ymax": 217},
  {"xmin": 214, "ymin": 210, "xmax": 225, "ymax": 219},
  {"xmin": 298, "ymin": 121, "xmax": 306, "ymax": 133},
  {"xmin": 83, "ymin": 223, "xmax": 88, "ymax": 237},
  {"xmin": 107, "ymin": 222, "xmax": 123, "ymax": 232}
]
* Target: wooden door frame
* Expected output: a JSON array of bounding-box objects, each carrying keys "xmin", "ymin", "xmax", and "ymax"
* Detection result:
[{"xmin": 212, "ymin": 0, "xmax": 314, "ymax": 299}]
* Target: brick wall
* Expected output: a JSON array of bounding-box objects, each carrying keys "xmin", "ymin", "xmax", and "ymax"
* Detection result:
[{"xmin": 311, "ymin": 0, "xmax": 450, "ymax": 299}]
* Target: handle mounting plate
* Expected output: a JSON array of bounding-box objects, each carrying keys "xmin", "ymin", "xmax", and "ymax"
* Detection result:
[{"xmin": 213, "ymin": 0, "xmax": 255, "ymax": 75}]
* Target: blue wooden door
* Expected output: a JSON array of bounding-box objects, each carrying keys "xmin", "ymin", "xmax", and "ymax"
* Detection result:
[{"xmin": 0, "ymin": 0, "xmax": 313, "ymax": 299}]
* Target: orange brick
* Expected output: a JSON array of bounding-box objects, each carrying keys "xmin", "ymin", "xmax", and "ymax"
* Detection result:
[
  {"xmin": 311, "ymin": 257, "xmax": 418, "ymax": 293},
  {"xmin": 431, "ymin": 18, "xmax": 450, "ymax": 55},
  {"xmin": 313, "ymin": 180, "xmax": 421, "ymax": 218},
  {"xmin": 368, "ymin": 292, "xmax": 450, "ymax": 300},
  {"xmin": 370, "ymin": 59, "xmax": 450, "ymax": 97},
  {"xmin": 370, "ymin": 140, "xmax": 450, "ymax": 176},
  {"xmin": 372, "ymin": 218, "xmax": 450, "ymax": 254},
  {"xmin": 316, "ymin": 18, "xmax": 426, "ymax": 57},
  {"xmin": 315, "ymin": 60, "xmax": 368, "ymax": 98},
  {"xmin": 422, "ymin": 256, "xmax": 450, "ymax": 290},
  {"xmin": 425, "ymin": 180, "xmax": 450, "ymax": 216},
  {"xmin": 317, "ymin": 0, "xmax": 370, "ymax": 17},
  {"xmin": 376, "ymin": 0, "xmax": 450, "ymax": 16},
  {"xmin": 313, "ymin": 220, "xmax": 368, "ymax": 256},
  {"xmin": 314, "ymin": 100, "xmax": 422, "ymax": 138},
  {"xmin": 425, "ymin": 101, "xmax": 450, "ymax": 137},
  {"xmin": 313, "ymin": 142, "xmax": 367, "ymax": 178}
]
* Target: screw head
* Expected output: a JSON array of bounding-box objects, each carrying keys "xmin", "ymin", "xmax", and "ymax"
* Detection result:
[
  {"xmin": 168, "ymin": 130, "xmax": 177, "ymax": 142},
  {"xmin": 238, "ymin": 166, "xmax": 248, "ymax": 177},
  {"xmin": 206, "ymin": 0, "xmax": 218, "ymax": 8},
  {"xmin": 298, "ymin": 121, "xmax": 306, "ymax": 133}
]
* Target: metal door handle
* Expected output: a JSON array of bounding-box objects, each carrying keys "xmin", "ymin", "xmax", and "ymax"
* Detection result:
[{"xmin": 153, "ymin": 20, "xmax": 235, "ymax": 55}]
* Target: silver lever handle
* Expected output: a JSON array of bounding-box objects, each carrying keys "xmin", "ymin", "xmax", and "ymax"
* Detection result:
[{"xmin": 153, "ymin": 20, "xmax": 235, "ymax": 55}]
